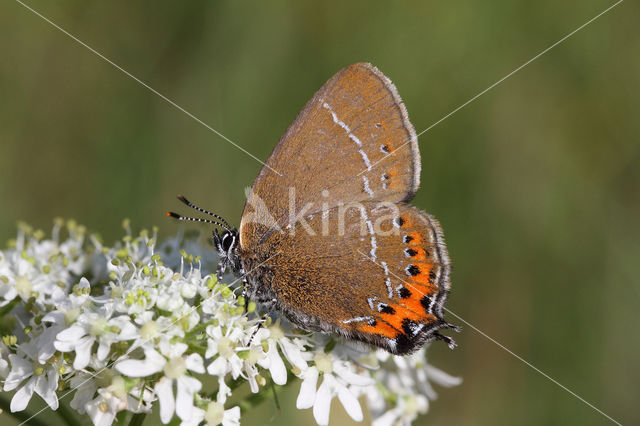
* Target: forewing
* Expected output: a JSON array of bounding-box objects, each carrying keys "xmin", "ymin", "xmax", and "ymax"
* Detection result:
[
  {"xmin": 240, "ymin": 63, "xmax": 420, "ymax": 249},
  {"xmin": 257, "ymin": 202, "xmax": 453, "ymax": 355}
]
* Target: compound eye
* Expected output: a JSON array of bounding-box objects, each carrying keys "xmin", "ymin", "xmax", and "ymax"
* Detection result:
[{"xmin": 221, "ymin": 234, "xmax": 234, "ymax": 252}]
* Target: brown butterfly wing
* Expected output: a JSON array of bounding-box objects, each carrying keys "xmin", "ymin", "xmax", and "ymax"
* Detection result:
[
  {"xmin": 240, "ymin": 62, "xmax": 420, "ymax": 248},
  {"xmin": 243, "ymin": 202, "xmax": 454, "ymax": 355}
]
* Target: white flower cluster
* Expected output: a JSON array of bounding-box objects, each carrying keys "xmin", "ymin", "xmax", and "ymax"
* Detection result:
[{"xmin": 0, "ymin": 220, "xmax": 461, "ymax": 426}]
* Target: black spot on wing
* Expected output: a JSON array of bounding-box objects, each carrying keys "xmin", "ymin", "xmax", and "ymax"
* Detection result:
[
  {"xmin": 398, "ymin": 287, "xmax": 412, "ymax": 299},
  {"xmin": 421, "ymin": 295, "xmax": 433, "ymax": 313},
  {"xmin": 406, "ymin": 265, "xmax": 420, "ymax": 276},
  {"xmin": 379, "ymin": 304, "xmax": 396, "ymax": 315}
]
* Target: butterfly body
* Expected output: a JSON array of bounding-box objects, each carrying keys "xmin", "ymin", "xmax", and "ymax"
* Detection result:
[{"xmin": 175, "ymin": 63, "xmax": 457, "ymax": 355}]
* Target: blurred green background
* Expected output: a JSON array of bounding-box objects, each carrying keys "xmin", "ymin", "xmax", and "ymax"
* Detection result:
[{"xmin": 1, "ymin": 1, "xmax": 638, "ymax": 425}]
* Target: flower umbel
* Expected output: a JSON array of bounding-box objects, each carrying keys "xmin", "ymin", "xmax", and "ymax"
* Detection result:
[{"xmin": 0, "ymin": 220, "xmax": 461, "ymax": 425}]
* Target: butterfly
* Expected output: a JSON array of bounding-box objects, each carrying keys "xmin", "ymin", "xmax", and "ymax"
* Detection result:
[{"xmin": 169, "ymin": 63, "xmax": 458, "ymax": 354}]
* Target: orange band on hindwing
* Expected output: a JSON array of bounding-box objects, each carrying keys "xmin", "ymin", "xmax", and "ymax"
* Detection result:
[
  {"xmin": 357, "ymin": 318, "xmax": 398, "ymax": 339},
  {"xmin": 398, "ymin": 285, "xmax": 438, "ymax": 320},
  {"xmin": 404, "ymin": 230, "xmax": 425, "ymax": 247},
  {"xmin": 404, "ymin": 247, "xmax": 429, "ymax": 262}
]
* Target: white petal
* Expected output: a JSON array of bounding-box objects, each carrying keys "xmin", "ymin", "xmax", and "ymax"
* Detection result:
[
  {"xmin": 227, "ymin": 326, "xmax": 244, "ymax": 342},
  {"xmin": 42, "ymin": 311, "xmax": 65, "ymax": 325},
  {"xmin": 37, "ymin": 327, "xmax": 59, "ymax": 363},
  {"xmin": 424, "ymin": 364, "xmax": 463, "ymax": 387},
  {"xmin": 228, "ymin": 356, "xmax": 243, "ymax": 379},
  {"xmin": 155, "ymin": 377, "xmax": 175, "ymax": 424},
  {"xmin": 56, "ymin": 324, "xmax": 87, "ymax": 341},
  {"xmin": 372, "ymin": 408, "xmax": 401, "ymax": 426},
  {"xmin": 73, "ymin": 336, "xmax": 95, "ymax": 370},
  {"xmin": 0, "ymin": 359, "xmax": 9, "ymax": 378},
  {"xmin": 182, "ymin": 406, "xmax": 205, "ymax": 426},
  {"xmin": 176, "ymin": 376, "xmax": 202, "ymax": 421},
  {"xmin": 117, "ymin": 321, "xmax": 138, "ymax": 340},
  {"xmin": 185, "ymin": 353, "xmax": 205, "ymax": 374},
  {"xmin": 97, "ymin": 341, "xmax": 111, "ymax": 360},
  {"xmin": 333, "ymin": 364, "xmax": 375, "ymax": 387},
  {"xmin": 206, "ymin": 325, "xmax": 223, "ymax": 339},
  {"xmin": 34, "ymin": 371, "xmax": 59, "ymax": 410},
  {"xmin": 266, "ymin": 341, "xmax": 287, "ymax": 385},
  {"xmin": 4, "ymin": 355, "xmax": 32, "ymax": 391},
  {"xmin": 19, "ymin": 340, "xmax": 39, "ymax": 360},
  {"xmin": 252, "ymin": 328, "xmax": 269, "ymax": 342},
  {"xmin": 205, "ymin": 338, "xmax": 218, "ymax": 359},
  {"xmin": 53, "ymin": 339, "xmax": 75, "ymax": 353},
  {"xmin": 280, "ymin": 340, "xmax": 307, "ymax": 371},
  {"xmin": 78, "ymin": 277, "xmax": 91, "ymax": 290},
  {"xmin": 312, "ymin": 375, "xmax": 334, "ymax": 426},
  {"xmin": 11, "ymin": 376, "xmax": 36, "ymax": 412},
  {"xmin": 416, "ymin": 368, "xmax": 438, "ymax": 400},
  {"xmin": 86, "ymin": 397, "xmax": 117, "ymax": 426},
  {"xmin": 296, "ymin": 367, "xmax": 318, "ymax": 409},
  {"xmin": 337, "ymin": 385, "xmax": 363, "ymax": 422},
  {"xmin": 217, "ymin": 377, "xmax": 231, "ymax": 404},
  {"xmin": 207, "ymin": 356, "xmax": 227, "ymax": 376},
  {"xmin": 159, "ymin": 340, "xmax": 187, "ymax": 358},
  {"xmin": 116, "ymin": 349, "xmax": 166, "ymax": 377},
  {"xmin": 222, "ymin": 406, "xmax": 241, "ymax": 426},
  {"xmin": 247, "ymin": 373, "xmax": 259, "ymax": 394},
  {"xmin": 70, "ymin": 376, "xmax": 97, "ymax": 414}
]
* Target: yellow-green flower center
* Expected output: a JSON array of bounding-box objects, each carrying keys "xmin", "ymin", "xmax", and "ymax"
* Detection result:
[
  {"xmin": 15, "ymin": 276, "xmax": 33, "ymax": 299},
  {"xmin": 314, "ymin": 353, "xmax": 333, "ymax": 374},
  {"xmin": 205, "ymin": 401, "xmax": 225, "ymax": 425},
  {"xmin": 218, "ymin": 337, "xmax": 235, "ymax": 358},
  {"xmin": 90, "ymin": 317, "xmax": 108, "ymax": 337},
  {"xmin": 140, "ymin": 320, "xmax": 159, "ymax": 341},
  {"xmin": 163, "ymin": 357, "xmax": 186, "ymax": 379}
]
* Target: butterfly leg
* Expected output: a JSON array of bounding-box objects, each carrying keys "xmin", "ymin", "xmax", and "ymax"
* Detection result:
[
  {"xmin": 216, "ymin": 257, "xmax": 228, "ymax": 280},
  {"xmin": 241, "ymin": 278, "xmax": 250, "ymax": 314},
  {"xmin": 433, "ymin": 332, "xmax": 457, "ymax": 349},
  {"xmin": 433, "ymin": 323, "xmax": 461, "ymax": 349}
]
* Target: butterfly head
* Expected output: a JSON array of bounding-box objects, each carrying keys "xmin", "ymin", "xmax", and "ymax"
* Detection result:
[
  {"xmin": 166, "ymin": 195, "xmax": 241, "ymax": 276},
  {"xmin": 213, "ymin": 228, "xmax": 241, "ymax": 274}
]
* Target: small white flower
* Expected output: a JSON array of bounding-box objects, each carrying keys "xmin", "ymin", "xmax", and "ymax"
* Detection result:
[
  {"xmin": 54, "ymin": 309, "xmax": 137, "ymax": 370},
  {"xmin": 372, "ymin": 394, "xmax": 429, "ymax": 426},
  {"xmin": 253, "ymin": 319, "xmax": 309, "ymax": 386},
  {"xmin": 296, "ymin": 352, "xmax": 374, "ymax": 425},
  {"xmin": 84, "ymin": 375, "xmax": 153, "ymax": 426},
  {"xmin": 69, "ymin": 371, "xmax": 99, "ymax": 414},
  {"xmin": 204, "ymin": 401, "xmax": 241, "ymax": 426},
  {"xmin": 0, "ymin": 224, "xmax": 87, "ymax": 308},
  {"xmin": 205, "ymin": 324, "xmax": 247, "ymax": 380},
  {"xmin": 116, "ymin": 343, "xmax": 205, "ymax": 424},
  {"xmin": 3, "ymin": 338, "xmax": 63, "ymax": 412},
  {"xmin": 85, "ymin": 390, "xmax": 124, "ymax": 426}
]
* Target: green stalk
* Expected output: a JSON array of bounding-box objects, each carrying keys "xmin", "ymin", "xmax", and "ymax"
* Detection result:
[{"xmin": 129, "ymin": 412, "xmax": 147, "ymax": 426}]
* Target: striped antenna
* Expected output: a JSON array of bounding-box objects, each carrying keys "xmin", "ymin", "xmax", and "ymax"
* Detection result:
[
  {"xmin": 166, "ymin": 211, "xmax": 230, "ymax": 231},
  {"xmin": 176, "ymin": 195, "xmax": 232, "ymax": 229}
]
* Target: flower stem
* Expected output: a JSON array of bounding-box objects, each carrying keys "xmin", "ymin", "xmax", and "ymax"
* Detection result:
[
  {"xmin": 129, "ymin": 412, "xmax": 147, "ymax": 426},
  {"xmin": 0, "ymin": 299, "xmax": 18, "ymax": 317},
  {"xmin": 269, "ymin": 378, "xmax": 281, "ymax": 413}
]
